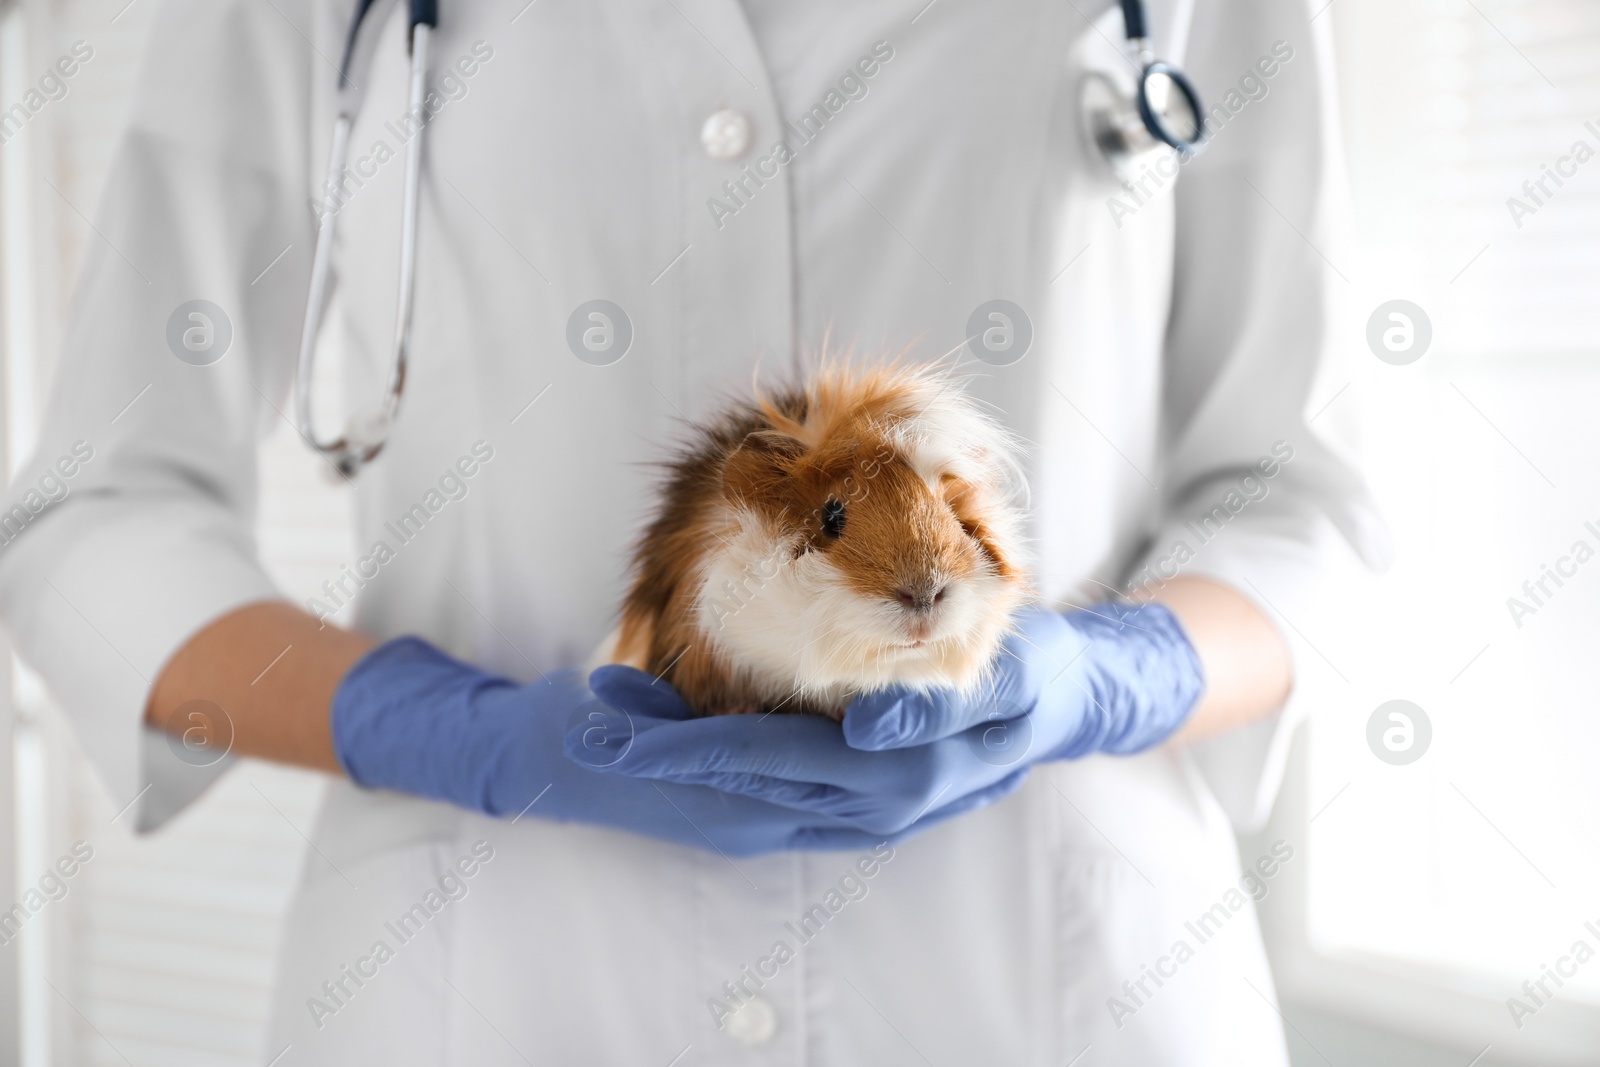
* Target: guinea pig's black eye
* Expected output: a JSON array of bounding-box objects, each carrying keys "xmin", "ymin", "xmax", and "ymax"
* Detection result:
[{"xmin": 820, "ymin": 499, "xmax": 846, "ymax": 539}]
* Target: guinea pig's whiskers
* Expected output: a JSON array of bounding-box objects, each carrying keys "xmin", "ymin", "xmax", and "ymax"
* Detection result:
[
  {"xmin": 755, "ymin": 686, "xmax": 807, "ymax": 722},
  {"xmin": 1079, "ymin": 575, "xmax": 1129, "ymax": 601},
  {"xmin": 1008, "ymin": 628, "xmax": 1076, "ymax": 681},
  {"xmin": 1073, "ymin": 605, "xmax": 1158, "ymax": 636},
  {"xmin": 778, "ymin": 627, "xmax": 830, "ymax": 658}
]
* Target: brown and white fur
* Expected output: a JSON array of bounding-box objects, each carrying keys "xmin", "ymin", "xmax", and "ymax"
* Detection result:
[{"xmin": 602, "ymin": 360, "xmax": 1030, "ymax": 718}]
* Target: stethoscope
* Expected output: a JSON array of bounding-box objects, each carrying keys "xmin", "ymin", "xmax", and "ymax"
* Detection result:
[
  {"xmin": 295, "ymin": 0, "xmax": 1203, "ymax": 476},
  {"xmin": 297, "ymin": 0, "xmax": 435, "ymax": 477},
  {"xmin": 1081, "ymin": 0, "xmax": 1207, "ymax": 177}
]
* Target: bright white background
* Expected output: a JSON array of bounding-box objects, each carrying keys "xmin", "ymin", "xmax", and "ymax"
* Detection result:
[
  {"xmin": 1254, "ymin": 1, "xmax": 1600, "ymax": 1064},
  {"xmin": 0, "ymin": 0, "xmax": 1597, "ymax": 1064}
]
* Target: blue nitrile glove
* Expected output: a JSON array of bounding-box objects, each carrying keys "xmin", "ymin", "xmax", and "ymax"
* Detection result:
[
  {"xmin": 571, "ymin": 603, "xmax": 1203, "ymax": 837},
  {"xmin": 331, "ymin": 637, "xmax": 1022, "ymax": 856}
]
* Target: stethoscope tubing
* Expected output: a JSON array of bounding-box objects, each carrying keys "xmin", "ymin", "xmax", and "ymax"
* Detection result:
[
  {"xmin": 296, "ymin": 0, "xmax": 1200, "ymax": 476},
  {"xmin": 296, "ymin": 2, "xmax": 435, "ymax": 476}
]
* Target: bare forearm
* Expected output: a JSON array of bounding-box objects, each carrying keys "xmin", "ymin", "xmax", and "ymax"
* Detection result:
[
  {"xmin": 145, "ymin": 600, "xmax": 376, "ymax": 774},
  {"xmin": 1143, "ymin": 576, "xmax": 1293, "ymax": 743},
  {"xmin": 143, "ymin": 578, "xmax": 1281, "ymax": 771}
]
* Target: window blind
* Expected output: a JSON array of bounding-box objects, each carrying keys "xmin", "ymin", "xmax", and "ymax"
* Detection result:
[{"xmin": 1354, "ymin": 0, "xmax": 1600, "ymax": 356}]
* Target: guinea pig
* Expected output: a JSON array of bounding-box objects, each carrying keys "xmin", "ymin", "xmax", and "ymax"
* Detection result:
[{"xmin": 603, "ymin": 360, "xmax": 1030, "ymax": 718}]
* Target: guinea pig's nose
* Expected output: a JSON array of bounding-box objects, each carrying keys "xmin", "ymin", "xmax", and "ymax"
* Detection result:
[{"xmin": 894, "ymin": 584, "xmax": 947, "ymax": 612}]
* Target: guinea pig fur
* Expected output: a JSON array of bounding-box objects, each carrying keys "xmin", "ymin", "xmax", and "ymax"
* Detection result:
[{"xmin": 605, "ymin": 361, "xmax": 1031, "ymax": 718}]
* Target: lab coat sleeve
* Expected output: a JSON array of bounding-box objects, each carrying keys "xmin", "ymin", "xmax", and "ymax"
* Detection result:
[
  {"xmin": 1132, "ymin": 0, "xmax": 1392, "ymax": 831},
  {"xmin": 0, "ymin": 0, "xmax": 328, "ymax": 830}
]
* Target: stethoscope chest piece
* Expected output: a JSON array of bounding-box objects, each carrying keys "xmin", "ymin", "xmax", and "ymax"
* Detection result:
[
  {"xmin": 1081, "ymin": 1, "xmax": 1206, "ymax": 183},
  {"xmin": 1082, "ymin": 69, "xmax": 1157, "ymax": 183}
]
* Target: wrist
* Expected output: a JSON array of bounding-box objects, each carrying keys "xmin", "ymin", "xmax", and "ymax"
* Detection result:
[
  {"xmin": 331, "ymin": 636, "xmax": 523, "ymax": 813},
  {"xmin": 1052, "ymin": 601, "xmax": 1206, "ymax": 757}
]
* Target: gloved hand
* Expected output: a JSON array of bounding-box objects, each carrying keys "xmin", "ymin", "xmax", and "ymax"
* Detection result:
[
  {"xmin": 331, "ymin": 637, "xmax": 1019, "ymax": 856},
  {"xmin": 572, "ymin": 602, "xmax": 1204, "ymax": 837}
]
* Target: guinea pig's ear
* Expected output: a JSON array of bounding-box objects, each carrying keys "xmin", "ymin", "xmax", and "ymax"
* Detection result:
[
  {"xmin": 942, "ymin": 473, "xmax": 1018, "ymax": 578},
  {"xmin": 722, "ymin": 429, "xmax": 808, "ymax": 502},
  {"xmin": 739, "ymin": 429, "xmax": 807, "ymax": 457}
]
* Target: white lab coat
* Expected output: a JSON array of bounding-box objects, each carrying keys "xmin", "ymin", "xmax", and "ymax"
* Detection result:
[{"xmin": 0, "ymin": 0, "xmax": 1389, "ymax": 1062}]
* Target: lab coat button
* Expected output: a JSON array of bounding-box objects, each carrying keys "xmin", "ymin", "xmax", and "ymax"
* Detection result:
[
  {"xmin": 701, "ymin": 109, "xmax": 753, "ymax": 160},
  {"xmin": 723, "ymin": 995, "xmax": 778, "ymax": 1046}
]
